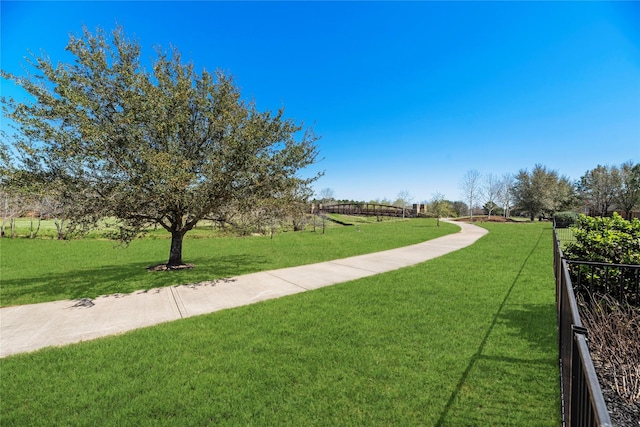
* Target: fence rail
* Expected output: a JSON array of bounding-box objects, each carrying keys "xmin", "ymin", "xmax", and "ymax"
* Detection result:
[
  {"xmin": 554, "ymin": 227, "xmax": 613, "ymax": 427},
  {"xmin": 554, "ymin": 221, "xmax": 640, "ymax": 307},
  {"xmin": 319, "ymin": 203, "xmax": 415, "ymax": 218},
  {"xmin": 567, "ymin": 260, "xmax": 640, "ymax": 307}
]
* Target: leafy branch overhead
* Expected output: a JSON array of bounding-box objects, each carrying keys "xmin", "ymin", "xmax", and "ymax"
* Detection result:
[{"xmin": 1, "ymin": 26, "xmax": 321, "ymax": 266}]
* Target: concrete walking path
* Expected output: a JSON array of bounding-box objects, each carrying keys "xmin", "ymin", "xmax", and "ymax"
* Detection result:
[{"xmin": 0, "ymin": 220, "xmax": 487, "ymax": 358}]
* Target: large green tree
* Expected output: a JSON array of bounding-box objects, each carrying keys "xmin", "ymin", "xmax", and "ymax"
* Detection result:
[
  {"xmin": 1, "ymin": 26, "xmax": 320, "ymax": 267},
  {"xmin": 513, "ymin": 164, "xmax": 575, "ymax": 220},
  {"xmin": 578, "ymin": 164, "xmax": 621, "ymax": 217},
  {"xmin": 615, "ymin": 161, "xmax": 640, "ymax": 219}
]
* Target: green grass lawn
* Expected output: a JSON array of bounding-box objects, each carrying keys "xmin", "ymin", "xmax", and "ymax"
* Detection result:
[
  {"xmin": 0, "ymin": 222, "xmax": 561, "ymax": 426},
  {"xmin": 0, "ymin": 217, "xmax": 455, "ymax": 307}
]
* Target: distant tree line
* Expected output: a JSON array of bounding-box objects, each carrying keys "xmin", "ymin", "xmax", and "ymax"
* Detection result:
[
  {"xmin": 314, "ymin": 161, "xmax": 639, "ymax": 222},
  {"xmin": 456, "ymin": 162, "xmax": 639, "ymax": 221}
]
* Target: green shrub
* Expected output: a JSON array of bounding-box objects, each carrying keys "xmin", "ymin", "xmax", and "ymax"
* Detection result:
[
  {"xmin": 564, "ymin": 213, "xmax": 640, "ymax": 304},
  {"xmin": 564, "ymin": 213, "xmax": 640, "ymax": 265},
  {"xmin": 553, "ymin": 211, "xmax": 579, "ymax": 228}
]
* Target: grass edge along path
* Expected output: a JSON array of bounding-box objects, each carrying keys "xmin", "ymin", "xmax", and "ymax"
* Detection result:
[
  {"xmin": 0, "ymin": 218, "xmax": 456, "ymax": 307},
  {"xmin": 0, "ymin": 222, "xmax": 561, "ymax": 426}
]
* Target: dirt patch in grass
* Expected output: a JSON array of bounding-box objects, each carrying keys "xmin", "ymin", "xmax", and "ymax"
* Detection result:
[{"xmin": 146, "ymin": 263, "xmax": 195, "ymax": 271}]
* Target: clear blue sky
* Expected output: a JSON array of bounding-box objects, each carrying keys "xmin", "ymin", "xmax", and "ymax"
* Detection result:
[{"xmin": 2, "ymin": 1, "xmax": 639, "ymax": 203}]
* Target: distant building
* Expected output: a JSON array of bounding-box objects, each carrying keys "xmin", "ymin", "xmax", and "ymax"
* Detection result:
[{"xmin": 413, "ymin": 204, "xmax": 428, "ymax": 214}]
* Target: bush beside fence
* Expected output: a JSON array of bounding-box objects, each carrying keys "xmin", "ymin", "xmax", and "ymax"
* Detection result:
[{"xmin": 554, "ymin": 225, "xmax": 613, "ymax": 427}]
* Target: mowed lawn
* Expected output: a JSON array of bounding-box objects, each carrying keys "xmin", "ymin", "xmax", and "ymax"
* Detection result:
[
  {"xmin": 0, "ymin": 218, "xmax": 456, "ymax": 307},
  {"xmin": 0, "ymin": 222, "xmax": 561, "ymax": 426}
]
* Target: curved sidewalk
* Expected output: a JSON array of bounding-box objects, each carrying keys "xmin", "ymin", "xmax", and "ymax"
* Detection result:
[{"xmin": 0, "ymin": 221, "xmax": 487, "ymax": 358}]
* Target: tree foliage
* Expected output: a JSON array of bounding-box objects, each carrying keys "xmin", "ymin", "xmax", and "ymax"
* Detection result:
[
  {"xmin": 615, "ymin": 161, "xmax": 640, "ymax": 220},
  {"xmin": 429, "ymin": 192, "xmax": 452, "ymax": 225},
  {"xmin": 563, "ymin": 213, "xmax": 640, "ymax": 304},
  {"xmin": 1, "ymin": 26, "xmax": 320, "ymax": 266},
  {"xmin": 393, "ymin": 190, "xmax": 413, "ymax": 208},
  {"xmin": 450, "ymin": 200, "xmax": 468, "ymax": 217},
  {"xmin": 564, "ymin": 213, "xmax": 640, "ymax": 265},
  {"xmin": 578, "ymin": 164, "xmax": 621, "ymax": 217},
  {"xmin": 513, "ymin": 164, "xmax": 575, "ymax": 220},
  {"xmin": 553, "ymin": 211, "xmax": 579, "ymax": 228}
]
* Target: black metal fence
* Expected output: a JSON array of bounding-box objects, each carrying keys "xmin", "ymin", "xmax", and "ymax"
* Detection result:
[
  {"xmin": 566, "ymin": 260, "xmax": 640, "ymax": 307},
  {"xmin": 554, "ymin": 227, "xmax": 613, "ymax": 427},
  {"xmin": 554, "ymin": 227, "xmax": 576, "ymax": 246},
  {"xmin": 555, "ymin": 221, "xmax": 640, "ymax": 307}
]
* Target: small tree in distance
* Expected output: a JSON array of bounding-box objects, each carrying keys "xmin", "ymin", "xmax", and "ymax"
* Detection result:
[
  {"xmin": 1, "ymin": 26, "xmax": 320, "ymax": 268},
  {"xmin": 451, "ymin": 200, "xmax": 469, "ymax": 217},
  {"xmin": 496, "ymin": 173, "xmax": 514, "ymax": 218},
  {"xmin": 393, "ymin": 190, "xmax": 413, "ymax": 218},
  {"xmin": 482, "ymin": 173, "xmax": 500, "ymax": 218},
  {"xmin": 460, "ymin": 169, "xmax": 482, "ymax": 220},
  {"xmin": 430, "ymin": 192, "xmax": 452, "ymax": 226},
  {"xmin": 393, "ymin": 190, "xmax": 414, "ymax": 207},
  {"xmin": 318, "ymin": 188, "xmax": 336, "ymax": 204}
]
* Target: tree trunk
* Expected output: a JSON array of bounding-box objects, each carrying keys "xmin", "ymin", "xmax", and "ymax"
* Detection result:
[
  {"xmin": 33, "ymin": 213, "xmax": 42, "ymax": 238},
  {"xmin": 54, "ymin": 219, "xmax": 65, "ymax": 240},
  {"xmin": 30, "ymin": 214, "xmax": 42, "ymax": 239},
  {"xmin": 168, "ymin": 231, "xmax": 185, "ymax": 266}
]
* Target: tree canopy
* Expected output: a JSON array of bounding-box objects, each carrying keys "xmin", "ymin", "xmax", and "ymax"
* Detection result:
[
  {"xmin": 578, "ymin": 165, "xmax": 621, "ymax": 217},
  {"xmin": 513, "ymin": 164, "xmax": 575, "ymax": 220},
  {"xmin": 1, "ymin": 26, "xmax": 320, "ymax": 267},
  {"xmin": 578, "ymin": 162, "xmax": 640, "ymax": 219}
]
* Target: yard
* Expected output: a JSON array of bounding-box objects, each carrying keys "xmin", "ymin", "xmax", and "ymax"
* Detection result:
[{"xmin": 0, "ymin": 221, "xmax": 561, "ymax": 426}]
